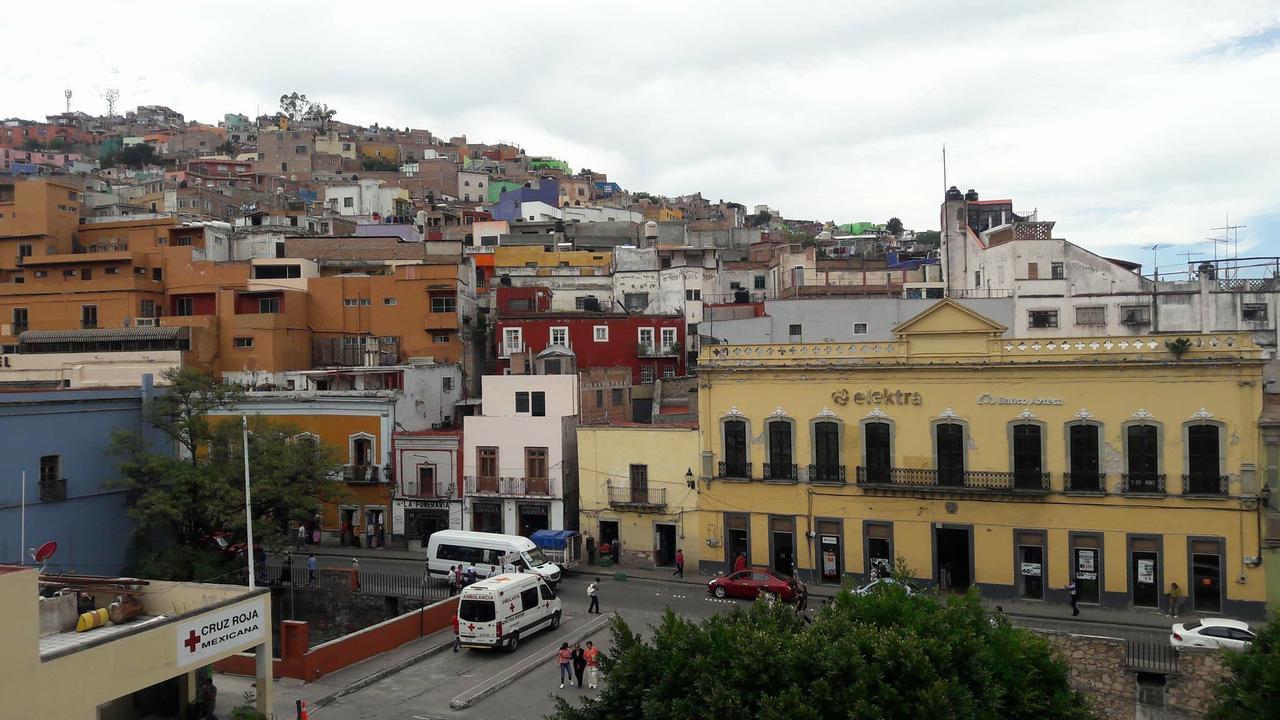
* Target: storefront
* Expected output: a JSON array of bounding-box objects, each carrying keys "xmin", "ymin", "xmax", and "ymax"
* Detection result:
[
  {"xmin": 402, "ymin": 499, "xmax": 452, "ymax": 549},
  {"xmin": 471, "ymin": 500, "xmax": 502, "ymax": 533},
  {"xmin": 517, "ymin": 502, "xmax": 550, "ymax": 537}
]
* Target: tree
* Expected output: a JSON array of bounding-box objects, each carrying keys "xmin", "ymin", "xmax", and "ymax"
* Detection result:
[
  {"xmin": 215, "ymin": 140, "xmax": 236, "ymax": 155},
  {"xmin": 887, "ymin": 217, "xmax": 904, "ymax": 237},
  {"xmin": 551, "ymin": 586, "xmax": 1093, "ymax": 720},
  {"xmin": 361, "ymin": 155, "xmax": 400, "ymax": 172},
  {"xmin": 279, "ymin": 92, "xmax": 309, "ymax": 122},
  {"xmin": 101, "ymin": 143, "xmax": 159, "ymax": 169},
  {"xmin": 1208, "ymin": 612, "xmax": 1280, "ymax": 719},
  {"xmin": 303, "ymin": 101, "xmax": 337, "ymax": 131},
  {"xmin": 110, "ymin": 368, "xmax": 346, "ymax": 579}
]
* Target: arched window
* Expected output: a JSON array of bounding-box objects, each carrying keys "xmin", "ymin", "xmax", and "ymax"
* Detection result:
[
  {"xmin": 861, "ymin": 421, "xmax": 893, "ymax": 484},
  {"xmin": 810, "ymin": 420, "xmax": 842, "ymax": 483},
  {"xmin": 1065, "ymin": 421, "xmax": 1103, "ymax": 492}
]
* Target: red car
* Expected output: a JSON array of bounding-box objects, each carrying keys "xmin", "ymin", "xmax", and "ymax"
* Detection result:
[{"xmin": 707, "ymin": 569, "xmax": 798, "ymax": 601}]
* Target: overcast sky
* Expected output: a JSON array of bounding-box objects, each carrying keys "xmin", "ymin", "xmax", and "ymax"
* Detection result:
[{"xmin": 5, "ymin": 1, "xmax": 1279, "ymax": 273}]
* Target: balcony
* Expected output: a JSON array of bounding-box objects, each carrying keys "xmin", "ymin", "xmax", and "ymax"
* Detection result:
[
  {"xmin": 39, "ymin": 477, "xmax": 67, "ymax": 502},
  {"xmin": 1122, "ymin": 472, "xmax": 1166, "ymax": 495},
  {"xmin": 716, "ymin": 461, "xmax": 753, "ymax": 481},
  {"xmin": 607, "ymin": 485, "xmax": 667, "ymax": 511},
  {"xmin": 807, "ymin": 464, "xmax": 846, "ymax": 485},
  {"xmin": 637, "ymin": 342, "xmax": 680, "ymax": 358},
  {"xmin": 464, "ymin": 475, "xmax": 554, "ymax": 498},
  {"xmin": 499, "ymin": 343, "xmax": 525, "ymax": 359},
  {"xmin": 762, "ymin": 462, "xmax": 798, "ymax": 482},
  {"xmin": 1063, "ymin": 472, "xmax": 1106, "ymax": 494},
  {"xmin": 855, "ymin": 467, "xmax": 1050, "ymax": 494},
  {"xmin": 1182, "ymin": 474, "xmax": 1229, "ymax": 497},
  {"xmin": 343, "ymin": 464, "xmax": 383, "ymax": 484}
]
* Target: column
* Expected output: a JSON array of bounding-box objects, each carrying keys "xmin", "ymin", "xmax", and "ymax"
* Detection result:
[{"xmin": 255, "ymin": 636, "xmax": 274, "ymax": 716}]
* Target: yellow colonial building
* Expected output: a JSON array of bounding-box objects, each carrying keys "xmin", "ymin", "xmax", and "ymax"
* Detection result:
[{"xmin": 691, "ymin": 300, "xmax": 1268, "ymax": 618}]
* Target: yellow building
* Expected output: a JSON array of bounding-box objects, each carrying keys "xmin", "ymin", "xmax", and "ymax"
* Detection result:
[
  {"xmin": 578, "ymin": 424, "xmax": 701, "ymax": 568},
  {"xmin": 693, "ymin": 300, "xmax": 1268, "ymax": 618},
  {"xmin": 492, "ymin": 246, "xmax": 612, "ymax": 275}
]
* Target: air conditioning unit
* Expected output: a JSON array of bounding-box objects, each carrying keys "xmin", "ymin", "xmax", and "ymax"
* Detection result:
[{"xmin": 135, "ymin": 318, "xmax": 158, "ymax": 327}]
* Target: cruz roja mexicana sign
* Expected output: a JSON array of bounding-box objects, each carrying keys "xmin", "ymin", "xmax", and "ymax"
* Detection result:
[{"xmin": 176, "ymin": 596, "xmax": 267, "ymax": 667}]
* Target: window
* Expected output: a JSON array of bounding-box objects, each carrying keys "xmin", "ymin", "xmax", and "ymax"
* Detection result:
[
  {"xmin": 433, "ymin": 333, "xmax": 450, "ymax": 343},
  {"xmin": 1075, "ymin": 306, "xmax": 1105, "ymax": 326},
  {"xmin": 12, "ymin": 307, "xmax": 28, "ymax": 334},
  {"xmin": 39, "ymin": 455, "xmax": 62, "ymax": 501},
  {"xmin": 1120, "ymin": 305, "xmax": 1151, "ymax": 325},
  {"xmin": 431, "ymin": 297, "xmax": 456, "ymax": 313},
  {"xmin": 663, "ymin": 366, "xmax": 676, "ymax": 379},
  {"xmin": 63, "ymin": 269, "xmax": 76, "ymax": 278},
  {"xmin": 812, "ymin": 421, "xmax": 840, "ymax": 482},
  {"xmin": 723, "ymin": 420, "xmax": 748, "ymax": 478},
  {"xmin": 685, "ymin": 289, "xmax": 701, "ymax": 301},
  {"xmin": 234, "ymin": 337, "xmax": 254, "ymax": 349},
  {"xmin": 519, "ymin": 587, "xmax": 539, "ymax": 612},
  {"xmin": 863, "ymin": 421, "xmax": 892, "ymax": 483},
  {"xmin": 550, "ymin": 326, "xmax": 569, "ymax": 347},
  {"xmin": 611, "ymin": 388, "xmax": 624, "ymax": 405},
  {"xmin": 623, "ymin": 292, "xmax": 649, "ymax": 311},
  {"xmin": 640, "ymin": 366, "xmax": 654, "ymax": 383},
  {"xmin": 638, "ymin": 327, "xmax": 655, "ymax": 350},
  {"xmin": 1243, "ymin": 303, "xmax": 1268, "ymax": 322},
  {"xmin": 974, "ymin": 270, "xmax": 982, "ymax": 286},
  {"xmin": 629, "ymin": 463, "xmax": 649, "ymax": 503},
  {"xmin": 344, "ymin": 298, "xmax": 359, "ymax": 307},
  {"xmin": 754, "ymin": 275, "xmax": 766, "ymax": 290},
  {"xmin": 280, "ymin": 162, "xmax": 288, "ymax": 172},
  {"xmin": 1028, "ymin": 310, "xmax": 1058, "ymax": 328},
  {"xmin": 1026, "ymin": 262, "xmax": 1039, "ymax": 279},
  {"xmin": 1186, "ymin": 423, "xmax": 1223, "ymax": 494},
  {"xmin": 294, "ymin": 145, "xmax": 306, "ymax": 154},
  {"xmin": 574, "ymin": 296, "xmax": 598, "ymax": 310},
  {"xmin": 660, "ymin": 327, "xmax": 677, "ymax": 351},
  {"xmin": 105, "ymin": 266, "xmax": 119, "ymax": 275},
  {"xmin": 526, "ymin": 447, "xmax": 549, "ymax": 481},
  {"xmin": 259, "ymin": 297, "xmax": 280, "ymax": 313},
  {"xmin": 788, "ymin": 324, "xmax": 802, "ymax": 340},
  {"xmin": 935, "ymin": 422, "xmax": 965, "ymax": 486},
  {"xmin": 502, "ymin": 327, "xmax": 523, "ymax": 355},
  {"xmin": 415, "ymin": 466, "xmax": 436, "ymax": 497},
  {"xmin": 383, "ymin": 297, "xmax": 397, "ymax": 305},
  {"xmin": 343, "ymin": 197, "xmax": 354, "ymax": 208},
  {"xmin": 729, "ymin": 281, "xmax": 741, "ymax": 290},
  {"xmin": 1011, "ymin": 423, "xmax": 1044, "ymax": 489},
  {"xmin": 443, "ymin": 376, "xmax": 454, "ymax": 392},
  {"xmin": 458, "ymin": 599, "xmax": 496, "ymax": 623},
  {"xmin": 140, "ymin": 300, "xmax": 158, "ymax": 318},
  {"xmin": 1051, "ymin": 262, "xmax": 1065, "ymax": 279},
  {"xmin": 593, "ymin": 325, "xmax": 608, "ymax": 342},
  {"xmin": 516, "ymin": 391, "xmax": 530, "ymax": 413},
  {"xmin": 1126, "ymin": 424, "xmax": 1161, "ymax": 491},
  {"xmin": 477, "ymin": 447, "xmax": 498, "ymax": 479},
  {"xmin": 853, "ymin": 322, "xmax": 868, "ymax": 335},
  {"xmin": 174, "ymin": 297, "xmax": 194, "ymax": 316},
  {"xmin": 17, "ymin": 243, "xmax": 32, "ymax": 258},
  {"xmin": 531, "ymin": 391, "xmax": 546, "ymax": 417},
  {"xmin": 508, "ymin": 298, "xmax": 532, "ymax": 312},
  {"xmin": 80, "ymin": 305, "xmax": 97, "ymax": 329},
  {"xmin": 595, "ymin": 389, "xmax": 604, "ymax": 406},
  {"xmin": 1067, "ymin": 423, "xmax": 1102, "ymax": 491},
  {"xmin": 80, "ymin": 268, "xmax": 92, "ymax": 281},
  {"xmin": 767, "ymin": 420, "xmax": 794, "ymax": 480}
]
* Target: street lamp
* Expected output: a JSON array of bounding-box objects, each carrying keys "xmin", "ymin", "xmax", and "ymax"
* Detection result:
[{"xmin": 685, "ymin": 468, "xmax": 695, "ymax": 490}]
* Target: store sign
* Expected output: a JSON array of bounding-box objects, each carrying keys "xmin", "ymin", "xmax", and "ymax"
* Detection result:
[
  {"xmin": 518, "ymin": 504, "xmax": 549, "ymax": 516},
  {"xmin": 402, "ymin": 499, "xmax": 451, "ymax": 510},
  {"xmin": 1136, "ymin": 559, "xmax": 1155, "ymax": 584},
  {"xmin": 1020, "ymin": 562, "xmax": 1042, "ymax": 577},
  {"xmin": 473, "ymin": 502, "xmax": 501, "ymax": 514},
  {"xmin": 1077, "ymin": 549, "xmax": 1096, "ymax": 573},
  {"xmin": 832, "ymin": 388, "xmax": 922, "ymax": 406},
  {"xmin": 175, "ymin": 596, "xmax": 267, "ymax": 668},
  {"xmin": 978, "ymin": 394, "xmax": 1064, "ymax": 406}
]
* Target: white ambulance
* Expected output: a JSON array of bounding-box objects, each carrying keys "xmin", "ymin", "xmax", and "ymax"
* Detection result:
[{"xmin": 454, "ymin": 572, "xmax": 562, "ymax": 651}]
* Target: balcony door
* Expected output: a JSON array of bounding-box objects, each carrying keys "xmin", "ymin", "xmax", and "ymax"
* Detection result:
[
  {"xmin": 1011, "ymin": 423, "xmax": 1043, "ymax": 489},
  {"xmin": 723, "ymin": 420, "xmax": 748, "ymax": 478},
  {"xmin": 863, "ymin": 422, "xmax": 891, "ymax": 483},
  {"xmin": 935, "ymin": 423, "xmax": 965, "ymax": 486},
  {"xmin": 1186, "ymin": 424, "xmax": 1221, "ymax": 494},
  {"xmin": 767, "ymin": 420, "xmax": 793, "ymax": 480},
  {"xmin": 525, "ymin": 447, "xmax": 549, "ymax": 494},
  {"xmin": 477, "ymin": 447, "xmax": 499, "ymax": 493},
  {"xmin": 813, "ymin": 421, "xmax": 840, "ymax": 482},
  {"xmin": 1068, "ymin": 424, "xmax": 1101, "ymax": 491}
]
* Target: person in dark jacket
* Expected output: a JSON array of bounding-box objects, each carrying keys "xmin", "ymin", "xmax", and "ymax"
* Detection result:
[{"xmin": 571, "ymin": 642, "xmax": 588, "ymax": 689}]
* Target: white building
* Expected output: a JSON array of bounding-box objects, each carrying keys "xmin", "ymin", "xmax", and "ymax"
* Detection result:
[
  {"xmin": 457, "ymin": 170, "xmax": 488, "ymax": 204},
  {"xmin": 462, "ymin": 375, "xmax": 579, "ymax": 536},
  {"xmin": 392, "ymin": 430, "xmax": 463, "ymax": 549},
  {"xmin": 324, "ymin": 179, "xmax": 408, "ymax": 217}
]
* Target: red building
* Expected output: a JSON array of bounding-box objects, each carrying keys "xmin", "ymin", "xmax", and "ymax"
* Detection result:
[{"xmin": 495, "ymin": 310, "xmax": 686, "ymax": 383}]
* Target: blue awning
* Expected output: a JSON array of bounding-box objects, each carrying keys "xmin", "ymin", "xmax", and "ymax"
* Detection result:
[{"xmin": 531, "ymin": 529, "xmax": 578, "ymax": 549}]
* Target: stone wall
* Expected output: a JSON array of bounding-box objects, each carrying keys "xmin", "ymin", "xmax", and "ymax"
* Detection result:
[{"xmin": 1034, "ymin": 630, "xmax": 1231, "ymax": 720}]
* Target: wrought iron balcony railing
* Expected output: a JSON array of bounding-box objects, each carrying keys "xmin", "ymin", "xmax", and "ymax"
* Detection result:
[
  {"xmin": 1182, "ymin": 473, "xmax": 1228, "ymax": 496},
  {"xmin": 1063, "ymin": 472, "xmax": 1106, "ymax": 493},
  {"xmin": 807, "ymin": 464, "xmax": 846, "ymax": 485},
  {"xmin": 855, "ymin": 466, "xmax": 1050, "ymax": 493},
  {"xmin": 763, "ymin": 462, "xmax": 798, "ymax": 482},
  {"xmin": 607, "ymin": 485, "xmax": 667, "ymax": 509},
  {"xmin": 1122, "ymin": 472, "xmax": 1166, "ymax": 495},
  {"xmin": 716, "ymin": 461, "xmax": 752, "ymax": 481},
  {"xmin": 464, "ymin": 475, "xmax": 554, "ymax": 497}
]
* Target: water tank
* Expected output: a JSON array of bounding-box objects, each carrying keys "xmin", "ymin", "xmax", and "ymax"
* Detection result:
[
  {"xmin": 945, "ymin": 186, "xmax": 964, "ymax": 202},
  {"xmin": 415, "ymin": 210, "xmax": 427, "ymax": 228},
  {"xmin": 644, "ymin": 221, "xmax": 658, "ymax": 239},
  {"xmin": 964, "ymin": 188, "xmax": 979, "ymax": 202},
  {"xmin": 734, "ymin": 288, "xmax": 750, "ymax": 304},
  {"xmin": 1198, "ymin": 261, "xmax": 1216, "ymax": 280},
  {"xmin": 499, "ymin": 275, "xmax": 513, "ymax": 286},
  {"xmin": 582, "ymin": 296, "xmax": 601, "ymax": 312}
]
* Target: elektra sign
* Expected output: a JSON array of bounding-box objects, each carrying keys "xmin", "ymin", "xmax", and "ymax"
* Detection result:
[
  {"xmin": 176, "ymin": 596, "xmax": 267, "ymax": 667},
  {"xmin": 977, "ymin": 394, "xmax": 1064, "ymax": 406}
]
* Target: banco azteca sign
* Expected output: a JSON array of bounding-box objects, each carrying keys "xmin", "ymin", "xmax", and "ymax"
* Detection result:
[{"xmin": 175, "ymin": 596, "xmax": 267, "ymax": 667}]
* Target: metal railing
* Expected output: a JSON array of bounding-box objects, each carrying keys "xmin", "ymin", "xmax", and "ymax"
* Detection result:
[
  {"xmin": 464, "ymin": 475, "xmax": 553, "ymax": 497},
  {"xmin": 1122, "ymin": 473, "xmax": 1166, "ymax": 494},
  {"xmin": 238, "ymin": 561, "xmax": 454, "ymax": 602},
  {"xmin": 607, "ymin": 485, "xmax": 667, "ymax": 508},
  {"xmin": 855, "ymin": 466, "xmax": 1050, "ymax": 493},
  {"xmin": 636, "ymin": 342, "xmax": 680, "ymax": 357},
  {"xmin": 1182, "ymin": 474, "xmax": 1229, "ymax": 496},
  {"xmin": 807, "ymin": 464, "xmax": 846, "ymax": 485},
  {"xmin": 1063, "ymin": 472, "xmax": 1106, "ymax": 493},
  {"xmin": 1126, "ymin": 640, "xmax": 1179, "ymax": 674},
  {"xmin": 343, "ymin": 464, "xmax": 382, "ymax": 484},
  {"xmin": 716, "ymin": 461, "xmax": 753, "ymax": 481},
  {"xmin": 763, "ymin": 462, "xmax": 798, "ymax": 482}
]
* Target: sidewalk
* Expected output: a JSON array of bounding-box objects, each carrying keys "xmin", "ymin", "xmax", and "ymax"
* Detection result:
[
  {"xmin": 301, "ymin": 534, "xmax": 428, "ymax": 562},
  {"xmin": 579, "ymin": 562, "xmax": 1176, "ymax": 631},
  {"xmin": 213, "ymin": 627, "xmax": 454, "ymax": 718}
]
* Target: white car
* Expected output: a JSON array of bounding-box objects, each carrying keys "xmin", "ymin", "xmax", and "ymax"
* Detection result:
[
  {"xmin": 852, "ymin": 578, "xmax": 919, "ymax": 596},
  {"xmin": 1170, "ymin": 618, "xmax": 1256, "ymax": 651}
]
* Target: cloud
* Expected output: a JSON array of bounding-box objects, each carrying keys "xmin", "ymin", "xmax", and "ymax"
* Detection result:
[{"xmin": 2, "ymin": 0, "xmax": 1278, "ymax": 263}]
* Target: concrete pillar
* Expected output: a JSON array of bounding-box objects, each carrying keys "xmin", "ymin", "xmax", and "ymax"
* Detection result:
[
  {"xmin": 178, "ymin": 669, "xmax": 197, "ymax": 714},
  {"xmin": 255, "ymin": 639, "xmax": 274, "ymax": 716}
]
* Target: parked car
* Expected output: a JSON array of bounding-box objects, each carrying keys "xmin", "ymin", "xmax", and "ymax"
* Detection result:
[
  {"xmin": 425, "ymin": 530, "xmax": 562, "ymax": 586},
  {"xmin": 852, "ymin": 578, "xmax": 920, "ymax": 596},
  {"xmin": 208, "ymin": 531, "xmax": 261, "ymax": 560},
  {"xmin": 1170, "ymin": 618, "xmax": 1256, "ymax": 651},
  {"xmin": 707, "ymin": 569, "xmax": 798, "ymax": 601},
  {"xmin": 454, "ymin": 572, "xmax": 562, "ymax": 652}
]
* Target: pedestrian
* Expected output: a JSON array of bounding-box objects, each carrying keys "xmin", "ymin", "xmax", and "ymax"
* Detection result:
[
  {"xmin": 352, "ymin": 558, "xmax": 361, "ymax": 591},
  {"xmin": 1067, "ymin": 578, "xmax": 1079, "ymax": 616},
  {"xmin": 587, "ymin": 577, "xmax": 601, "ymax": 614},
  {"xmin": 733, "ymin": 551, "xmax": 748, "ymax": 573},
  {"xmin": 557, "ymin": 642, "xmax": 574, "ymax": 689},
  {"xmin": 199, "ymin": 676, "xmax": 218, "ymax": 720},
  {"xmin": 794, "ymin": 579, "xmax": 809, "ymax": 612},
  {"xmin": 454, "ymin": 564, "xmax": 465, "ymax": 592},
  {"xmin": 307, "ymin": 553, "xmax": 317, "ymax": 586},
  {"xmin": 584, "ymin": 640, "xmax": 600, "ymax": 689},
  {"xmin": 571, "ymin": 642, "xmax": 587, "ymax": 689},
  {"xmin": 940, "ymin": 562, "xmax": 952, "ymax": 592},
  {"xmin": 296, "ymin": 522, "xmax": 307, "ymax": 550},
  {"xmin": 340, "ymin": 519, "xmax": 351, "ymax": 547},
  {"xmin": 447, "ymin": 565, "xmax": 458, "ymax": 595},
  {"xmin": 452, "ymin": 612, "xmax": 461, "ymax": 653},
  {"xmin": 365, "ymin": 522, "xmax": 374, "ymax": 549},
  {"xmin": 465, "ymin": 562, "xmax": 478, "ymax": 586},
  {"xmin": 279, "ymin": 552, "xmax": 293, "ymax": 585},
  {"xmin": 673, "ymin": 548, "xmax": 685, "ymax": 578},
  {"xmin": 1168, "ymin": 582, "xmax": 1183, "ymax": 617}
]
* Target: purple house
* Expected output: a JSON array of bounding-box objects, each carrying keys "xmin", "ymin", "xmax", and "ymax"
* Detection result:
[{"xmin": 492, "ymin": 178, "xmax": 559, "ymax": 221}]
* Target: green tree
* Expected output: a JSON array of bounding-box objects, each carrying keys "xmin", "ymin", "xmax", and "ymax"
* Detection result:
[
  {"xmin": 361, "ymin": 155, "xmax": 400, "ymax": 172},
  {"xmin": 101, "ymin": 143, "xmax": 159, "ymax": 169},
  {"xmin": 1208, "ymin": 612, "xmax": 1280, "ymax": 720},
  {"xmin": 887, "ymin": 216, "xmax": 904, "ymax": 237},
  {"xmin": 110, "ymin": 368, "xmax": 346, "ymax": 579},
  {"xmin": 279, "ymin": 92, "xmax": 309, "ymax": 122},
  {"xmin": 303, "ymin": 101, "xmax": 337, "ymax": 131},
  {"xmin": 215, "ymin": 140, "xmax": 236, "ymax": 155},
  {"xmin": 551, "ymin": 586, "xmax": 1093, "ymax": 720}
]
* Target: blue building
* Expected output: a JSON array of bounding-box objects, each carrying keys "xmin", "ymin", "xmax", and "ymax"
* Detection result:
[
  {"xmin": 0, "ymin": 377, "xmax": 162, "ymax": 574},
  {"xmin": 491, "ymin": 178, "xmax": 559, "ymax": 222}
]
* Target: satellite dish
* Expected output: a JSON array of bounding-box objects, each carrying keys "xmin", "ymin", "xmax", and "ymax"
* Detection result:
[{"xmin": 33, "ymin": 541, "xmax": 57, "ymax": 563}]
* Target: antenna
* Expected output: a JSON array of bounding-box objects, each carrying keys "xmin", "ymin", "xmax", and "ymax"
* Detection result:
[
  {"xmin": 1179, "ymin": 249, "xmax": 1204, "ymax": 276},
  {"xmin": 64, "ymin": 87, "xmax": 72, "ymax": 114},
  {"xmin": 1144, "ymin": 244, "xmax": 1167, "ymax": 282},
  {"xmin": 103, "ymin": 88, "xmax": 120, "ymax": 118},
  {"xmin": 1210, "ymin": 213, "xmax": 1246, "ymax": 279}
]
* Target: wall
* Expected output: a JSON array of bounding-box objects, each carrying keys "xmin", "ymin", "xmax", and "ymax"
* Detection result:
[
  {"xmin": 495, "ymin": 314, "xmax": 686, "ymax": 383},
  {"xmin": 0, "ymin": 350, "xmax": 182, "ymax": 388},
  {"xmin": 708, "ymin": 297, "xmax": 1016, "ymax": 344}
]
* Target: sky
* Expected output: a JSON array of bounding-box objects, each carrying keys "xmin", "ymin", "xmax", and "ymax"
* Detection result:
[{"xmin": 4, "ymin": 0, "xmax": 1279, "ymax": 274}]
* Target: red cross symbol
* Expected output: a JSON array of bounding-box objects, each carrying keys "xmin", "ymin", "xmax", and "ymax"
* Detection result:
[
  {"xmin": 467, "ymin": 623, "xmax": 475, "ymax": 631},
  {"xmin": 509, "ymin": 602, "xmax": 516, "ymax": 612},
  {"xmin": 184, "ymin": 629, "xmax": 202, "ymax": 653}
]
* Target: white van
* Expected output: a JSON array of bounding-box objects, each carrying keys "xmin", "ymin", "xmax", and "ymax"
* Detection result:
[
  {"xmin": 454, "ymin": 572, "xmax": 562, "ymax": 651},
  {"xmin": 426, "ymin": 530, "xmax": 562, "ymax": 586}
]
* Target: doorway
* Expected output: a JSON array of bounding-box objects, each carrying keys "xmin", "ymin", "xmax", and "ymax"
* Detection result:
[
  {"xmin": 1131, "ymin": 549, "xmax": 1160, "ymax": 608},
  {"xmin": 935, "ymin": 526, "xmax": 972, "ymax": 591},
  {"xmin": 406, "ymin": 509, "xmax": 449, "ymax": 548},
  {"xmin": 770, "ymin": 516, "xmax": 796, "ymax": 576},
  {"xmin": 1191, "ymin": 540, "xmax": 1222, "ymax": 613},
  {"xmin": 599, "ymin": 520, "xmax": 620, "ymax": 563},
  {"xmin": 1019, "ymin": 544, "xmax": 1044, "ymax": 600},
  {"xmin": 654, "ymin": 524, "xmax": 677, "ymax": 567},
  {"xmin": 725, "ymin": 513, "xmax": 750, "ymax": 571}
]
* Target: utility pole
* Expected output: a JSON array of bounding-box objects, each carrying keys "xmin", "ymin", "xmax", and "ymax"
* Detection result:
[
  {"xmin": 243, "ymin": 415, "xmax": 256, "ymax": 589},
  {"xmin": 1144, "ymin": 244, "xmax": 1167, "ymax": 282}
]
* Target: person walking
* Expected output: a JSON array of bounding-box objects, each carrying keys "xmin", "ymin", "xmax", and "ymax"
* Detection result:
[
  {"xmin": 447, "ymin": 565, "xmax": 458, "ymax": 595},
  {"xmin": 793, "ymin": 579, "xmax": 809, "ymax": 612},
  {"xmin": 296, "ymin": 522, "xmax": 307, "ymax": 551},
  {"xmin": 571, "ymin": 642, "xmax": 588, "ymax": 689},
  {"xmin": 452, "ymin": 611, "xmax": 461, "ymax": 653},
  {"xmin": 1067, "ymin": 578, "xmax": 1080, "ymax": 616},
  {"xmin": 465, "ymin": 562, "xmax": 478, "ymax": 586},
  {"xmin": 733, "ymin": 551, "xmax": 748, "ymax": 573},
  {"xmin": 352, "ymin": 558, "xmax": 361, "ymax": 591},
  {"xmin": 587, "ymin": 577, "xmax": 601, "ymax": 614},
  {"xmin": 1168, "ymin": 582, "xmax": 1183, "ymax": 617},
  {"xmin": 198, "ymin": 676, "xmax": 218, "ymax": 720},
  {"xmin": 454, "ymin": 564, "xmax": 465, "ymax": 592},
  {"xmin": 673, "ymin": 548, "xmax": 685, "ymax": 578},
  {"xmin": 584, "ymin": 640, "xmax": 600, "ymax": 689},
  {"xmin": 365, "ymin": 522, "xmax": 375, "ymax": 549},
  {"xmin": 557, "ymin": 642, "xmax": 574, "ymax": 689},
  {"xmin": 278, "ymin": 552, "xmax": 293, "ymax": 585},
  {"xmin": 307, "ymin": 553, "xmax": 317, "ymax": 586}
]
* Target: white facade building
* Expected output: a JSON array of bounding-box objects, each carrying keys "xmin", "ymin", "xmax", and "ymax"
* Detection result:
[{"xmin": 324, "ymin": 180, "xmax": 408, "ymax": 217}]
